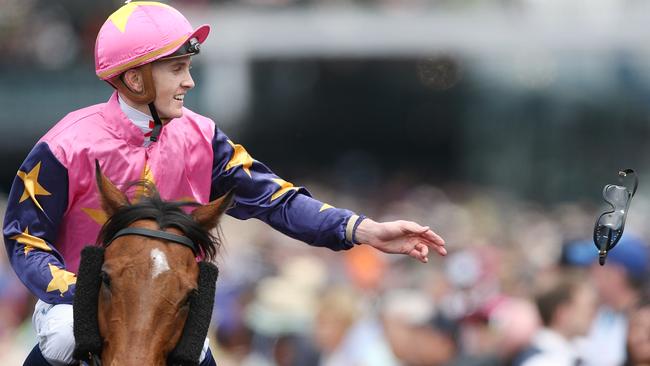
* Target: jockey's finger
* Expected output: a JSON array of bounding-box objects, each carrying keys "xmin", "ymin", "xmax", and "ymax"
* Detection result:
[
  {"xmin": 402, "ymin": 222, "xmax": 445, "ymax": 243},
  {"xmin": 434, "ymin": 244, "xmax": 447, "ymax": 256},
  {"xmin": 401, "ymin": 221, "xmax": 445, "ymax": 251},
  {"xmin": 409, "ymin": 243, "xmax": 429, "ymax": 263},
  {"xmin": 422, "ymin": 229, "xmax": 445, "ymax": 246},
  {"xmin": 419, "ymin": 236, "xmax": 447, "ymax": 256}
]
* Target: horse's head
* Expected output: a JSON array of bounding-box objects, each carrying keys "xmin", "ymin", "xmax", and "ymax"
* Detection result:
[{"xmin": 73, "ymin": 162, "xmax": 231, "ymax": 366}]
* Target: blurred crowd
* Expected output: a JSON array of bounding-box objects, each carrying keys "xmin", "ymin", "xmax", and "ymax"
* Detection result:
[
  {"xmin": 2, "ymin": 180, "xmax": 650, "ymax": 365},
  {"xmin": 1, "ymin": 0, "xmax": 643, "ymax": 69}
]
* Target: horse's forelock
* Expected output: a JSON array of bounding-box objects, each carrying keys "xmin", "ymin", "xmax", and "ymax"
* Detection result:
[{"xmin": 97, "ymin": 183, "xmax": 220, "ymax": 260}]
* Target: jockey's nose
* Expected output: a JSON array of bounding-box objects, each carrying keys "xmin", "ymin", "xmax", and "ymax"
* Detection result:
[{"xmin": 182, "ymin": 71, "xmax": 195, "ymax": 90}]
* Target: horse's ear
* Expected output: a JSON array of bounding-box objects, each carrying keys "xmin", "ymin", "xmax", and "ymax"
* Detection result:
[
  {"xmin": 95, "ymin": 160, "xmax": 129, "ymax": 216},
  {"xmin": 191, "ymin": 191, "xmax": 234, "ymax": 231}
]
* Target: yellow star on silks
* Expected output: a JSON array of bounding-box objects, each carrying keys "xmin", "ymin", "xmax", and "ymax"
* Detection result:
[
  {"xmin": 225, "ymin": 140, "xmax": 254, "ymax": 177},
  {"xmin": 177, "ymin": 196, "xmax": 197, "ymax": 203},
  {"xmin": 46, "ymin": 263, "xmax": 77, "ymax": 296},
  {"xmin": 81, "ymin": 207, "xmax": 108, "ymax": 225},
  {"xmin": 134, "ymin": 162, "xmax": 156, "ymax": 201},
  {"xmin": 17, "ymin": 162, "xmax": 51, "ymax": 212},
  {"xmin": 82, "ymin": 163, "xmax": 155, "ymax": 222},
  {"xmin": 270, "ymin": 178, "xmax": 300, "ymax": 202},
  {"xmin": 10, "ymin": 227, "xmax": 52, "ymax": 256},
  {"xmin": 320, "ymin": 203, "xmax": 334, "ymax": 212},
  {"xmin": 108, "ymin": 1, "xmax": 172, "ymax": 33}
]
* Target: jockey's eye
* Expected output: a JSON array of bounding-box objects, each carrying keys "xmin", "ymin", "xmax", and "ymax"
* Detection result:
[{"xmin": 100, "ymin": 271, "xmax": 111, "ymax": 289}]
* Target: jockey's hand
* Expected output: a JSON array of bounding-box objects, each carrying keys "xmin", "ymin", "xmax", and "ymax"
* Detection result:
[{"xmin": 354, "ymin": 219, "xmax": 446, "ymax": 263}]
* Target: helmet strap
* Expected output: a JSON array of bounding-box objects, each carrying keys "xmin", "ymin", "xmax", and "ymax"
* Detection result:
[
  {"xmin": 148, "ymin": 103, "xmax": 163, "ymax": 142},
  {"xmin": 111, "ymin": 63, "xmax": 164, "ymax": 142},
  {"xmin": 111, "ymin": 63, "xmax": 156, "ymax": 105}
]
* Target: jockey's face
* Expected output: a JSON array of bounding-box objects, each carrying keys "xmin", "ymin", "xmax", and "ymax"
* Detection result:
[{"xmin": 151, "ymin": 56, "xmax": 195, "ymax": 123}]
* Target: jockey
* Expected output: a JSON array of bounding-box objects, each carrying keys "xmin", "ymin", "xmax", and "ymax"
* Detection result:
[{"xmin": 3, "ymin": 1, "xmax": 446, "ymax": 365}]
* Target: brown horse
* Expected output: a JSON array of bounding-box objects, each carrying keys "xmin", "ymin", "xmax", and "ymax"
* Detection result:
[{"xmin": 73, "ymin": 162, "xmax": 230, "ymax": 366}]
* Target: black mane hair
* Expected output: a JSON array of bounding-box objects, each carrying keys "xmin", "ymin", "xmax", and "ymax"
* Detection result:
[{"xmin": 97, "ymin": 181, "xmax": 220, "ymax": 260}]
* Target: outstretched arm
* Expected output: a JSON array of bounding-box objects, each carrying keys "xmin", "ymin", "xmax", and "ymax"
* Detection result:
[
  {"xmin": 354, "ymin": 219, "xmax": 446, "ymax": 263},
  {"xmin": 210, "ymin": 126, "xmax": 447, "ymax": 261}
]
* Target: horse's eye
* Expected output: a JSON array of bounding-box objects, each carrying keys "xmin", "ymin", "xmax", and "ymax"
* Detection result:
[
  {"xmin": 100, "ymin": 271, "xmax": 111, "ymax": 288},
  {"xmin": 184, "ymin": 289, "xmax": 198, "ymax": 306}
]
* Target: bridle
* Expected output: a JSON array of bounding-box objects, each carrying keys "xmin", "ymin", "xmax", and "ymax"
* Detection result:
[
  {"xmin": 108, "ymin": 227, "xmax": 199, "ymax": 254},
  {"xmin": 74, "ymin": 225, "xmax": 218, "ymax": 366}
]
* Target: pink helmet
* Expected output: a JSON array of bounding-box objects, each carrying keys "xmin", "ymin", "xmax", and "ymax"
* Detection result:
[{"xmin": 95, "ymin": 1, "xmax": 210, "ymax": 81}]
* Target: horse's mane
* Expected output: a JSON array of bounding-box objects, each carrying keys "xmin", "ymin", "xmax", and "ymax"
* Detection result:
[{"xmin": 96, "ymin": 181, "xmax": 220, "ymax": 260}]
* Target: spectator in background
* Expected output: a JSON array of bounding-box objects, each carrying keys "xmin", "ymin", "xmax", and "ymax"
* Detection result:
[
  {"xmin": 625, "ymin": 290, "xmax": 650, "ymax": 366},
  {"xmin": 562, "ymin": 236, "xmax": 649, "ymax": 366},
  {"xmin": 313, "ymin": 286, "xmax": 398, "ymax": 366},
  {"xmin": 438, "ymin": 246, "xmax": 539, "ymax": 366},
  {"xmin": 382, "ymin": 289, "xmax": 457, "ymax": 366},
  {"xmin": 513, "ymin": 273, "xmax": 597, "ymax": 366}
]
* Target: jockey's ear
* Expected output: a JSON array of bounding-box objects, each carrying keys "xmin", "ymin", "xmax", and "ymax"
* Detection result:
[
  {"xmin": 191, "ymin": 191, "xmax": 234, "ymax": 231},
  {"xmin": 94, "ymin": 160, "xmax": 129, "ymax": 217},
  {"xmin": 122, "ymin": 68, "xmax": 144, "ymax": 93}
]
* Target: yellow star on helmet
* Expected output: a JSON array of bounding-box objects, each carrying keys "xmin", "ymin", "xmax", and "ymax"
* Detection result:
[
  {"xmin": 270, "ymin": 178, "xmax": 299, "ymax": 202},
  {"xmin": 46, "ymin": 263, "xmax": 77, "ymax": 296},
  {"xmin": 108, "ymin": 1, "xmax": 172, "ymax": 33},
  {"xmin": 17, "ymin": 162, "xmax": 51, "ymax": 212},
  {"xmin": 225, "ymin": 140, "xmax": 253, "ymax": 177},
  {"xmin": 10, "ymin": 227, "xmax": 52, "ymax": 256}
]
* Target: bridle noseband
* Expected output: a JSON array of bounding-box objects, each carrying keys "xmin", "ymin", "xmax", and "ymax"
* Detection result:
[{"xmin": 108, "ymin": 227, "xmax": 198, "ymax": 254}]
